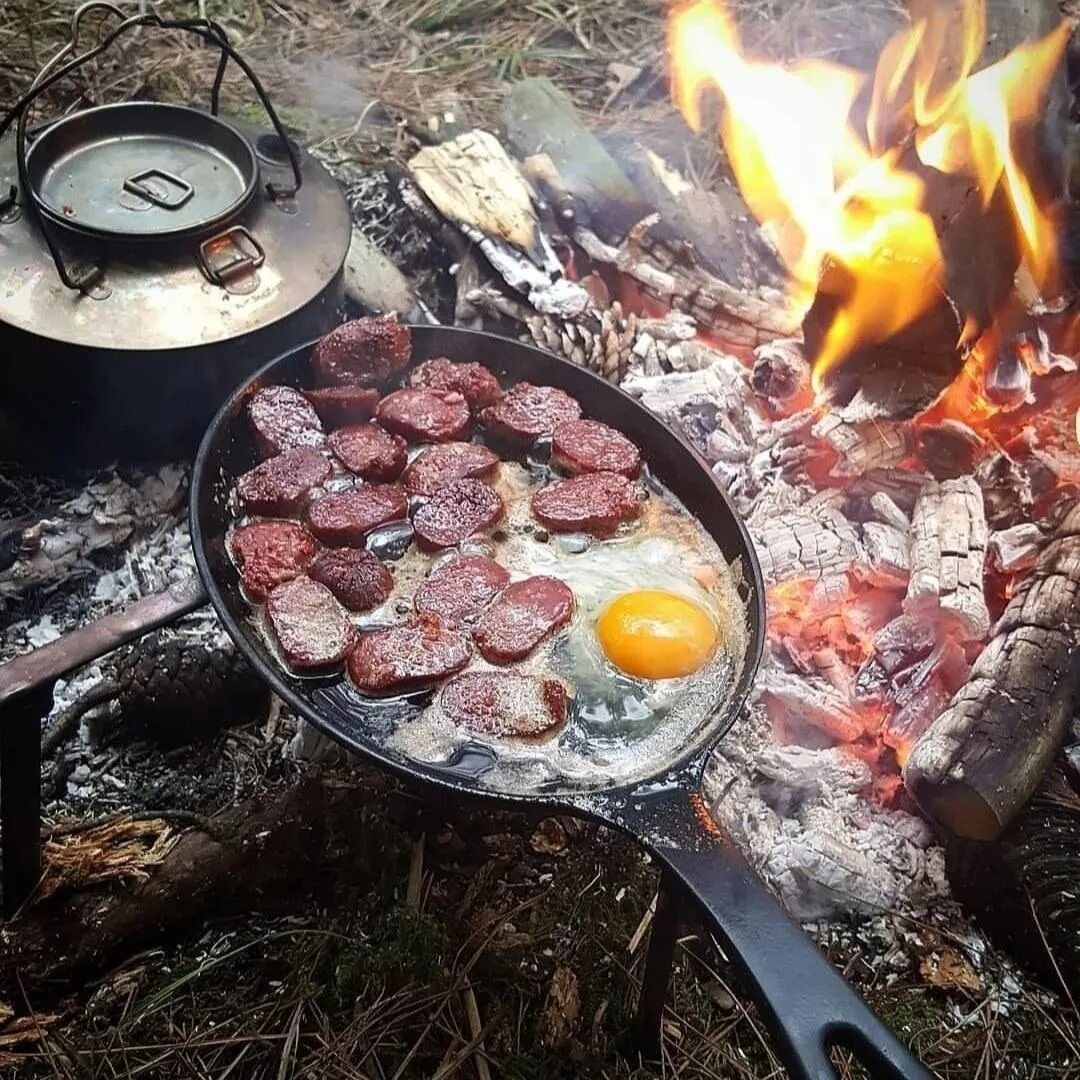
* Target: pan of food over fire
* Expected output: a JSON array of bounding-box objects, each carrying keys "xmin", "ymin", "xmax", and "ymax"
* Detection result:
[{"xmin": 190, "ymin": 316, "xmax": 930, "ymax": 1080}]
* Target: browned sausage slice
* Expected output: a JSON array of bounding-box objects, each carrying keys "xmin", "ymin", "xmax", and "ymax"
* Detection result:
[
  {"xmin": 480, "ymin": 382, "xmax": 581, "ymax": 444},
  {"xmin": 409, "ymin": 357, "xmax": 503, "ymax": 409},
  {"xmin": 266, "ymin": 576, "xmax": 356, "ymax": 671},
  {"xmin": 309, "ymin": 548, "xmax": 394, "ymax": 612},
  {"xmin": 376, "ymin": 388, "xmax": 471, "ymax": 443},
  {"xmin": 329, "ymin": 423, "xmax": 407, "ymax": 481},
  {"xmin": 311, "ymin": 315, "xmax": 411, "ymax": 387},
  {"xmin": 229, "ymin": 520, "xmax": 317, "ymax": 602},
  {"xmin": 439, "ymin": 671, "xmax": 568, "ymax": 737},
  {"xmin": 234, "ymin": 446, "xmax": 331, "ymax": 517},
  {"xmin": 472, "ymin": 576, "xmax": 574, "ymax": 663},
  {"xmin": 248, "ymin": 385, "xmax": 324, "ymax": 459},
  {"xmin": 303, "ymin": 385, "xmax": 381, "ymax": 427},
  {"xmin": 402, "ymin": 442, "xmax": 499, "ymax": 497},
  {"xmin": 413, "ymin": 554, "xmax": 509, "ymax": 623},
  {"xmin": 412, "ymin": 479, "xmax": 504, "ymax": 551},
  {"xmin": 347, "ymin": 614, "xmax": 472, "ymax": 694},
  {"xmin": 305, "ymin": 486, "xmax": 408, "ymax": 547},
  {"xmin": 552, "ymin": 419, "xmax": 641, "ymax": 478},
  {"xmin": 531, "ymin": 472, "xmax": 640, "ymax": 536}
]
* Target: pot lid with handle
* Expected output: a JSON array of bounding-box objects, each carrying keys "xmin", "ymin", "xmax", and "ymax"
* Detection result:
[{"xmin": 24, "ymin": 102, "xmax": 260, "ymax": 244}]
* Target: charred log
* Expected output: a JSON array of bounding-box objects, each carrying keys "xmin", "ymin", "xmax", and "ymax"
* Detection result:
[
  {"xmin": 904, "ymin": 476, "xmax": 990, "ymax": 641},
  {"xmin": 946, "ymin": 764, "xmax": 1080, "ymax": 1000},
  {"xmin": 904, "ymin": 503, "xmax": 1080, "ymax": 839}
]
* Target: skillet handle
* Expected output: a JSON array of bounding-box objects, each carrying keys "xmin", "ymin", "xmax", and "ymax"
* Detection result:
[{"xmin": 632, "ymin": 794, "xmax": 931, "ymax": 1080}]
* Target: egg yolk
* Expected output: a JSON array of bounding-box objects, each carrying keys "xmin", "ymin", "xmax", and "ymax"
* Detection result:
[{"xmin": 596, "ymin": 590, "xmax": 718, "ymax": 680}]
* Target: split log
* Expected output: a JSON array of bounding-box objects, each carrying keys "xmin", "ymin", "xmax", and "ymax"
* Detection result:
[
  {"xmin": 0, "ymin": 776, "xmax": 381, "ymax": 999},
  {"xmin": 811, "ymin": 414, "xmax": 909, "ymax": 478},
  {"xmin": 946, "ymin": 764, "xmax": 1080, "ymax": 999},
  {"xmin": 904, "ymin": 503, "xmax": 1080, "ymax": 840},
  {"xmin": 407, "ymin": 130, "xmax": 588, "ymax": 318},
  {"xmin": 904, "ymin": 476, "xmax": 990, "ymax": 641}
]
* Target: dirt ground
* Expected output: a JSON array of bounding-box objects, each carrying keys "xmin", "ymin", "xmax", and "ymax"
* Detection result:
[{"xmin": 1, "ymin": 1, "xmax": 1079, "ymax": 1077}]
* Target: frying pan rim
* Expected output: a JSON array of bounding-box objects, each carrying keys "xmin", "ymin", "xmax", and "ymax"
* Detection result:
[{"xmin": 190, "ymin": 325, "xmax": 766, "ymax": 807}]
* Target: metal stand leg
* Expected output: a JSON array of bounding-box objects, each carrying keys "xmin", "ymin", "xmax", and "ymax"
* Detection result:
[
  {"xmin": 1, "ymin": 683, "xmax": 53, "ymax": 917},
  {"xmin": 632, "ymin": 868, "xmax": 683, "ymax": 1059}
]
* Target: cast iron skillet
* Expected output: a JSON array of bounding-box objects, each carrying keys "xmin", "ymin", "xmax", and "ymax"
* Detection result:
[{"xmin": 191, "ymin": 326, "xmax": 929, "ymax": 1080}]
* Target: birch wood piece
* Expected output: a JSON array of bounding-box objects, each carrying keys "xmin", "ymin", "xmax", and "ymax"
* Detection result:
[
  {"xmin": 904, "ymin": 477, "xmax": 990, "ymax": 641},
  {"xmin": 904, "ymin": 503, "xmax": 1080, "ymax": 840},
  {"xmin": 407, "ymin": 131, "xmax": 587, "ymax": 318}
]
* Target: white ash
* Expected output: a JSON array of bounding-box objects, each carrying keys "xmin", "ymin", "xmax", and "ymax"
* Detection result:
[{"xmin": 703, "ymin": 704, "xmax": 946, "ymax": 921}]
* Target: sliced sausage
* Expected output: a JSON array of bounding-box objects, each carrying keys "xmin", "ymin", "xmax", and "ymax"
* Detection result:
[
  {"xmin": 409, "ymin": 357, "xmax": 503, "ymax": 409},
  {"xmin": 305, "ymin": 485, "xmax": 407, "ymax": 547},
  {"xmin": 266, "ymin": 575, "xmax": 356, "ymax": 671},
  {"xmin": 309, "ymin": 548, "xmax": 394, "ymax": 612},
  {"xmin": 229, "ymin": 520, "xmax": 317, "ymax": 602},
  {"xmin": 531, "ymin": 472, "xmax": 640, "ymax": 536},
  {"xmin": 376, "ymin": 388, "xmax": 471, "ymax": 443},
  {"xmin": 412, "ymin": 479, "xmax": 504, "ymax": 551},
  {"xmin": 329, "ymin": 423, "xmax": 407, "ymax": 481},
  {"xmin": 472, "ymin": 576, "xmax": 575, "ymax": 663},
  {"xmin": 347, "ymin": 614, "xmax": 472, "ymax": 694},
  {"xmin": 413, "ymin": 554, "xmax": 509, "ymax": 623},
  {"xmin": 234, "ymin": 446, "xmax": 331, "ymax": 517},
  {"xmin": 248, "ymin": 385, "xmax": 324, "ymax": 459},
  {"xmin": 440, "ymin": 671, "xmax": 568, "ymax": 737},
  {"xmin": 403, "ymin": 442, "xmax": 499, "ymax": 497},
  {"xmin": 303, "ymin": 385, "xmax": 380, "ymax": 428},
  {"xmin": 552, "ymin": 419, "xmax": 641, "ymax": 479},
  {"xmin": 311, "ymin": 315, "xmax": 411, "ymax": 387},
  {"xmin": 480, "ymin": 382, "xmax": 581, "ymax": 444}
]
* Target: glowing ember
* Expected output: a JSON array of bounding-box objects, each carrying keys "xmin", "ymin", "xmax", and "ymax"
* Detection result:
[{"xmin": 669, "ymin": 0, "xmax": 1069, "ymax": 391}]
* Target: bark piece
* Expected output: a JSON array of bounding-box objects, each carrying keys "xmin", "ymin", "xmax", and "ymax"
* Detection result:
[
  {"xmin": 904, "ymin": 477, "xmax": 990, "ymax": 641},
  {"xmin": 904, "ymin": 503, "xmax": 1080, "ymax": 839}
]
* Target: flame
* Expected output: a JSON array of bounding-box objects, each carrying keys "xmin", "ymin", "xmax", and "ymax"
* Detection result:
[{"xmin": 669, "ymin": 0, "xmax": 1068, "ymax": 390}]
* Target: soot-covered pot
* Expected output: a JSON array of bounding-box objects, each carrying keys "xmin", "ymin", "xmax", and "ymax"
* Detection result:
[{"xmin": 0, "ymin": 5, "xmax": 351, "ymax": 472}]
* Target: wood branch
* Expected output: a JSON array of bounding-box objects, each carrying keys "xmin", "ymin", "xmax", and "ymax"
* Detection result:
[
  {"xmin": 904, "ymin": 477, "xmax": 990, "ymax": 641},
  {"xmin": 852, "ymin": 468, "xmax": 933, "ymax": 512},
  {"xmin": 343, "ymin": 225, "xmax": 424, "ymax": 321},
  {"xmin": 407, "ymin": 130, "xmax": 587, "ymax": 318},
  {"xmin": 502, "ymin": 78, "xmax": 648, "ymax": 241},
  {"xmin": 811, "ymin": 413, "xmax": 910, "ymax": 478},
  {"xmin": 0, "ymin": 776, "xmax": 376, "ymax": 999},
  {"xmin": 904, "ymin": 503, "xmax": 1080, "ymax": 840},
  {"xmin": 869, "ymin": 492, "xmax": 911, "ymax": 532}
]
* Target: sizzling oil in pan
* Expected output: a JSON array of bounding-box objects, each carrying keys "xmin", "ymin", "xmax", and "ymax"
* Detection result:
[{"xmin": 228, "ymin": 389, "xmax": 749, "ymax": 799}]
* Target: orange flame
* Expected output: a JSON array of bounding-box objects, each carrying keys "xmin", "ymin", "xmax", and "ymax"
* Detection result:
[{"xmin": 669, "ymin": 0, "xmax": 1068, "ymax": 391}]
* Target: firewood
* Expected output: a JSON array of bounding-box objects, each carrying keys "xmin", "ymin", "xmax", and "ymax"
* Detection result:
[
  {"xmin": 811, "ymin": 413, "xmax": 909, "ymax": 478},
  {"xmin": 751, "ymin": 339, "xmax": 810, "ymax": 411},
  {"xmin": 751, "ymin": 502, "xmax": 865, "ymax": 586},
  {"xmin": 916, "ymin": 420, "xmax": 984, "ymax": 480},
  {"xmin": 904, "ymin": 477, "xmax": 991, "ymax": 641},
  {"xmin": 0, "ymin": 776, "xmax": 378, "ymax": 998},
  {"xmin": 502, "ymin": 78, "xmax": 649, "ymax": 242},
  {"xmin": 757, "ymin": 666, "xmax": 865, "ymax": 743},
  {"xmin": 406, "ymin": 130, "xmax": 588, "ymax": 318},
  {"xmin": 863, "ymin": 522, "xmax": 912, "ymax": 588},
  {"xmin": 945, "ymin": 764, "xmax": 1079, "ymax": 999},
  {"xmin": 989, "ymin": 523, "xmax": 1045, "ymax": 573},
  {"xmin": 869, "ymin": 492, "xmax": 912, "ymax": 532},
  {"xmin": 904, "ymin": 503, "xmax": 1080, "ymax": 840}
]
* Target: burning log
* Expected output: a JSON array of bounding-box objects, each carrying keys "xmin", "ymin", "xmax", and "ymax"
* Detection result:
[
  {"xmin": 904, "ymin": 503, "xmax": 1080, "ymax": 839},
  {"xmin": 915, "ymin": 420, "xmax": 984, "ymax": 481},
  {"xmin": 811, "ymin": 413, "xmax": 909, "ymax": 478},
  {"xmin": 751, "ymin": 500, "xmax": 865, "ymax": 586},
  {"xmin": 904, "ymin": 476, "xmax": 991, "ymax": 641},
  {"xmin": 750, "ymin": 339, "xmax": 810, "ymax": 412}
]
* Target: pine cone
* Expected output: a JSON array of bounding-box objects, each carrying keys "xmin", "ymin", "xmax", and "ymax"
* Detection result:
[{"xmin": 97, "ymin": 633, "xmax": 269, "ymax": 748}]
